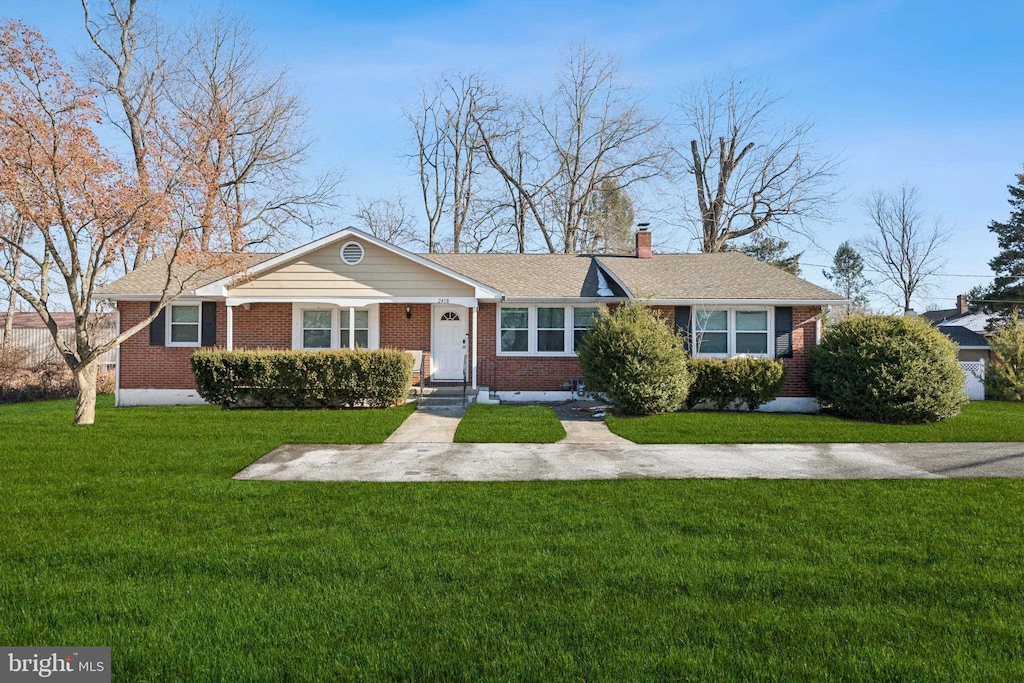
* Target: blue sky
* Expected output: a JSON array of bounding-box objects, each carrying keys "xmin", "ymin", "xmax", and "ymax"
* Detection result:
[{"xmin": 4, "ymin": 0, "xmax": 1024, "ymax": 311}]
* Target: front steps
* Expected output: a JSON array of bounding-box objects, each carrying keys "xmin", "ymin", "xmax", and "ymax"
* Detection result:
[{"xmin": 412, "ymin": 386, "xmax": 475, "ymax": 411}]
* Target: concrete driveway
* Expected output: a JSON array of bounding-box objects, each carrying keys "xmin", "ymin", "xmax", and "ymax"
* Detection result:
[{"xmin": 235, "ymin": 441, "xmax": 1024, "ymax": 482}]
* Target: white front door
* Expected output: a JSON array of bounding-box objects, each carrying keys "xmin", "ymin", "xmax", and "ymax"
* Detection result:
[{"xmin": 432, "ymin": 306, "xmax": 468, "ymax": 380}]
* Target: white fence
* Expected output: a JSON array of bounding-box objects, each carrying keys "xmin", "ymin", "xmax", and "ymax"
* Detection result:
[
  {"xmin": 0, "ymin": 328, "xmax": 116, "ymax": 367},
  {"xmin": 960, "ymin": 360, "xmax": 985, "ymax": 401}
]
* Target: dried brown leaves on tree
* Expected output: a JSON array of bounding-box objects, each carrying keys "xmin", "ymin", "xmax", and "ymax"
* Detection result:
[
  {"xmin": 676, "ymin": 78, "xmax": 840, "ymax": 253},
  {"xmin": 0, "ymin": 20, "xmax": 204, "ymax": 425}
]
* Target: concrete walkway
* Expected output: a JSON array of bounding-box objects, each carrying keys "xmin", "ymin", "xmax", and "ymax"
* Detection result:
[
  {"xmin": 236, "ymin": 441, "xmax": 1024, "ymax": 482},
  {"xmin": 552, "ymin": 401, "xmax": 631, "ymax": 444},
  {"xmin": 385, "ymin": 406, "xmax": 466, "ymax": 443},
  {"xmin": 384, "ymin": 400, "xmax": 627, "ymax": 445}
]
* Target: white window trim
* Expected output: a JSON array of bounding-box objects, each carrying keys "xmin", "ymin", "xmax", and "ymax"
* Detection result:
[
  {"xmin": 497, "ymin": 305, "xmax": 595, "ymax": 358},
  {"xmin": 691, "ymin": 306, "xmax": 774, "ymax": 358},
  {"xmin": 166, "ymin": 303, "xmax": 202, "ymax": 348},
  {"xmin": 291, "ymin": 303, "xmax": 379, "ymax": 351},
  {"xmin": 572, "ymin": 306, "xmax": 600, "ymax": 353}
]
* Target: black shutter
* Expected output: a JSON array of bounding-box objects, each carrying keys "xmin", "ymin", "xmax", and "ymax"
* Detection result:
[
  {"xmin": 149, "ymin": 302, "xmax": 166, "ymax": 346},
  {"xmin": 775, "ymin": 307, "xmax": 793, "ymax": 358},
  {"xmin": 201, "ymin": 302, "xmax": 217, "ymax": 347},
  {"xmin": 674, "ymin": 306, "xmax": 692, "ymax": 353}
]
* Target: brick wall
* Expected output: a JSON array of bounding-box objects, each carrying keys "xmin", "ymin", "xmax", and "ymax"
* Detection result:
[
  {"xmin": 379, "ymin": 303, "xmax": 432, "ymax": 385},
  {"xmin": 778, "ymin": 306, "xmax": 820, "ymax": 398},
  {"xmin": 232, "ymin": 303, "xmax": 291, "ymax": 350},
  {"xmin": 118, "ymin": 301, "xmax": 224, "ymax": 390},
  {"xmin": 119, "ymin": 301, "xmax": 291, "ymax": 390},
  {"xmin": 118, "ymin": 299, "xmax": 821, "ymax": 397}
]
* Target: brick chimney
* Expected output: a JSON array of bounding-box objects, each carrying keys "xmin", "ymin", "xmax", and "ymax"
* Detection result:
[
  {"xmin": 635, "ymin": 228, "xmax": 652, "ymax": 259},
  {"xmin": 957, "ymin": 294, "xmax": 969, "ymax": 315}
]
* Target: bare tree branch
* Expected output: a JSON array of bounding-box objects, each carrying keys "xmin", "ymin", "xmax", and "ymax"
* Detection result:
[
  {"xmin": 675, "ymin": 77, "xmax": 841, "ymax": 252},
  {"xmin": 859, "ymin": 183, "xmax": 948, "ymax": 313}
]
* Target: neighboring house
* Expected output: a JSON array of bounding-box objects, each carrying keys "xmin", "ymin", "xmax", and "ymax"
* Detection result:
[
  {"xmin": 95, "ymin": 227, "xmax": 846, "ymax": 411},
  {"xmin": 922, "ymin": 295, "xmax": 993, "ymax": 363},
  {"xmin": 923, "ymin": 295, "xmax": 995, "ymax": 400},
  {"xmin": 0, "ymin": 312, "xmax": 116, "ymax": 368}
]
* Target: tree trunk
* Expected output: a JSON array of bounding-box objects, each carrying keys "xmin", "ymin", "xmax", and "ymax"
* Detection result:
[
  {"xmin": 1, "ymin": 288, "xmax": 13, "ymax": 350},
  {"xmin": 73, "ymin": 360, "xmax": 98, "ymax": 426}
]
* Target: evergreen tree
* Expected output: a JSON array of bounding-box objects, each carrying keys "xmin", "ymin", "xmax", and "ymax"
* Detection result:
[
  {"xmin": 580, "ymin": 179, "xmax": 635, "ymax": 254},
  {"xmin": 824, "ymin": 240, "xmax": 871, "ymax": 311},
  {"xmin": 984, "ymin": 169, "xmax": 1024, "ymax": 311},
  {"xmin": 729, "ymin": 233, "xmax": 802, "ymax": 275}
]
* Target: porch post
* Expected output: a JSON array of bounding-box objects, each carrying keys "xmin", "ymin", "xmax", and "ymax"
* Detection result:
[
  {"xmin": 226, "ymin": 305, "xmax": 234, "ymax": 351},
  {"xmin": 472, "ymin": 304, "xmax": 478, "ymax": 389},
  {"xmin": 348, "ymin": 306, "xmax": 356, "ymax": 349}
]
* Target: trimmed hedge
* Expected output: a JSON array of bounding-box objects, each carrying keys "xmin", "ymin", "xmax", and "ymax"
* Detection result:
[
  {"xmin": 577, "ymin": 302, "xmax": 689, "ymax": 416},
  {"xmin": 191, "ymin": 349, "xmax": 413, "ymax": 409},
  {"xmin": 809, "ymin": 314, "xmax": 966, "ymax": 423},
  {"xmin": 686, "ymin": 357, "xmax": 787, "ymax": 411}
]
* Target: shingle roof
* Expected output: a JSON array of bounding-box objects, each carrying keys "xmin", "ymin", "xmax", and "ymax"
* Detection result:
[
  {"xmin": 98, "ymin": 246, "xmax": 842, "ymax": 303},
  {"xmin": 937, "ymin": 325, "xmax": 989, "ymax": 348},
  {"xmin": 0, "ymin": 312, "xmax": 113, "ymax": 329},
  {"xmin": 921, "ymin": 308, "xmax": 959, "ymax": 324},
  {"xmin": 422, "ymin": 253, "xmax": 628, "ymax": 298},
  {"xmin": 95, "ymin": 252, "xmax": 278, "ymax": 298},
  {"xmin": 596, "ymin": 252, "xmax": 843, "ymax": 301}
]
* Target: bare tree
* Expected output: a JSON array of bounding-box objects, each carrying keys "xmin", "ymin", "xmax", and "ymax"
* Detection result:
[
  {"xmin": 81, "ymin": 0, "xmax": 175, "ymax": 269},
  {"xmin": 0, "ymin": 209, "xmax": 27, "ymax": 350},
  {"xmin": 171, "ymin": 10, "xmax": 337, "ymax": 252},
  {"xmin": 405, "ymin": 74, "xmax": 490, "ymax": 253},
  {"xmin": 473, "ymin": 44, "xmax": 666, "ymax": 253},
  {"xmin": 860, "ymin": 184, "xmax": 948, "ymax": 313},
  {"xmin": 83, "ymin": 1, "xmax": 337, "ymax": 258},
  {"xmin": 676, "ymin": 77, "xmax": 840, "ymax": 253},
  {"xmin": 353, "ymin": 194, "xmax": 423, "ymax": 249}
]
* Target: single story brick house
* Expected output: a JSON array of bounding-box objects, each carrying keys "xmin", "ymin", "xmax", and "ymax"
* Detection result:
[{"xmin": 96, "ymin": 227, "xmax": 845, "ymax": 411}]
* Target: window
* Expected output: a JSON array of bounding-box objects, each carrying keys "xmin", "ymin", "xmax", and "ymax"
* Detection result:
[
  {"xmin": 168, "ymin": 304, "xmax": 200, "ymax": 346},
  {"xmin": 573, "ymin": 307, "xmax": 599, "ymax": 351},
  {"xmin": 692, "ymin": 308, "xmax": 772, "ymax": 357},
  {"xmin": 735, "ymin": 311, "xmax": 769, "ymax": 354},
  {"xmin": 695, "ymin": 310, "xmax": 728, "ymax": 355},
  {"xmin": 537, "ymin": 307, "xmax": 565, "ymax": 352},
  {"xmin": 340, "ymin": 309, "xmax": 369, "ymax": 349},
  {"xmin": 294, "ymin": 304, "xmax": 378, "ymax": 351},
  {"xmin": 302, "ymin": 310, "xmax": 332, "ymax": 349},
  {"xmin": 500, "ymin": 308, "xmax": 528, "ymax": 353},
  {"xmin": 497, "ymin": 305, "xmax": 601, "ymax": 356}
]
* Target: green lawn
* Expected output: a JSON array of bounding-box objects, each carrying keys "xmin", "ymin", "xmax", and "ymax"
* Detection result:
[
  {"xmin": 608, "ymin": 400, "xmax": 1024, "ymax": 444},
  {"xmin": 2, "ymin": 398, "xmax": 1024, "ymax": 680},
  {"xmin": 453, "ymin": 403, "xmax": 566, "ymax": 443}
]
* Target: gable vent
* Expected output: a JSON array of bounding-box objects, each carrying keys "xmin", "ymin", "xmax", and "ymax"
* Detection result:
[{"xmin": 340, "ymin": 241, "xmax": 364, "ymax": 265}]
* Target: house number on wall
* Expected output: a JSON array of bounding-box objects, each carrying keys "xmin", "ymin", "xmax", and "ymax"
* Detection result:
[{"xmin": 436, "ymin": 298, "xmax": 450, "ymax": 304}]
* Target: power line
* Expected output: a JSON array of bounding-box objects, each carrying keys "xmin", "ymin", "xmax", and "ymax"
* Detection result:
[{"xmin": 802, "ymin": 262, "xmax": 1000, "ymax": 279}]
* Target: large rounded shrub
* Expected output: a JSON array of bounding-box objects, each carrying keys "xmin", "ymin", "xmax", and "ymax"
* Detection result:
[
  {"xmin": 577, "ymin": 303, "xmax": 689, "ymax": 415},
  {"xmin": 809, "ymin": 314, "xmax": 966, "ymax": 423}
]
